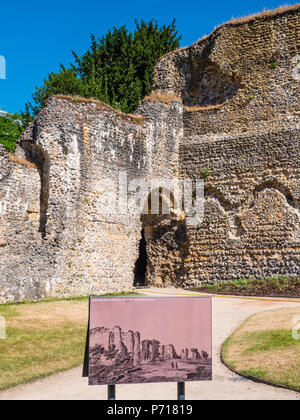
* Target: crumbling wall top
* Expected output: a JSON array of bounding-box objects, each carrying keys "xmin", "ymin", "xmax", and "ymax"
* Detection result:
[{"xmin": 152, "ymin": 3, "xmax": 300, "ymax": 136}]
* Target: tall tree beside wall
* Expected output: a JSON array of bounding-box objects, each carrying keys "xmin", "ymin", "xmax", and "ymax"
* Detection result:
[{"xmin": 25, "ymin": 19, "xmax": 181, "ymax": 116}]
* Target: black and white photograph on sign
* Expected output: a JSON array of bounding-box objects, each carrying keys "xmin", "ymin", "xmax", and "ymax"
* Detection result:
[{"xmin": 86, "ymin": 297, "xmax": 212, "ymax": 386}]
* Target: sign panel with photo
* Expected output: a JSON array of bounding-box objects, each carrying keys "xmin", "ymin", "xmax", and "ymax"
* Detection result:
[{"xmin": 83, "ymin": 296, "xmax": 212, "ymax": 385}]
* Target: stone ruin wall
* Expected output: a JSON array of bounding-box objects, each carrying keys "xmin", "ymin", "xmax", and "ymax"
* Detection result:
[
  {"xmin": 151, "ymin": 5, "xmax": 300, "ymax": 287},
  {"xmin": 0, "ymin": 97, "xmax": 183, "ymax": 302},
  {"xmin": 0, "ymin": 5, "xmax": 300, "ymax": 301},
  {"xmin": 153, "ymin": 4, "xmax": 300, "ymax": 133},
  {"xmin": 179, "ymin": 128, "xmax": 300, "ymax": 286}
]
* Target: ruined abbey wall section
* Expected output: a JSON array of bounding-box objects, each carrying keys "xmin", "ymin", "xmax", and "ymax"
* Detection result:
[
  {"xmin": 148, "ymin": 5, "xmax": 300, "ymax": 286},
  {"xmin": 0, "ymin": 97, "xmax": 182, "ymax": 302},
  {"xmin": 1, "ymin": 5, "xmax": 300, "ymax": 300}
]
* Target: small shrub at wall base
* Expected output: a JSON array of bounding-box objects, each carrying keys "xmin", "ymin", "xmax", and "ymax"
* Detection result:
[
  {"xmin": 25, "ymin": 19, "xmax": 181, "ymax": 116},
  {"xmin": 200, "ymin": 167, "xmax": 211, "ymax": 179}
]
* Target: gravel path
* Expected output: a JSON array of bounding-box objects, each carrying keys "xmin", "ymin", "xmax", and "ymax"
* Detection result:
[{"xmin": 0, "ymin": 288, "xmax": 299, "ymax": 400}]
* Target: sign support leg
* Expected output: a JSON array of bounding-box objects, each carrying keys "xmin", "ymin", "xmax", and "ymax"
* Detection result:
[
  {"xmin": 108, "ymin": 384, "xmax": 116, "ymax": 400},
  {"xmin": 177, "ymin": 382, "xmax": 185, "ymax": 400}
]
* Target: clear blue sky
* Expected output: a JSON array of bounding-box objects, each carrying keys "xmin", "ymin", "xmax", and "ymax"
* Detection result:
[{"xmin": 0, "ymin": 0, "xmax": 297, "ymax": 113}]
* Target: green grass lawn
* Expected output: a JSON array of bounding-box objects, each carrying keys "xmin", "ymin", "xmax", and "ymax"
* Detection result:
[
  {"xmin": 222, "ymin": 307, "xmax": 300, "ymax": 391},
  {"xmin": 0, "ymin": 292, "xmax": 141, "ymax": 391},
  {"xmin": 189, "ymin": 276, "xmax": 300, "ymax": 297}
]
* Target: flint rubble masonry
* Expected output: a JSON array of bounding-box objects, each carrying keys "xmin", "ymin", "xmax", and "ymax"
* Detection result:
[{"xmin": 0, "ymin": 4, "xmax": 300, "ymax": 302}]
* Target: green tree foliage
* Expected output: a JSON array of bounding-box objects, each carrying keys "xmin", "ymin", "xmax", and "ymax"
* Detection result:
[
  {"xmin": 26, "ymin": 19, "xmax": 181, "ymax": 116},
  {"xmin": 0, "ymin": 114, "xmax": 26, "ymax": 153}
]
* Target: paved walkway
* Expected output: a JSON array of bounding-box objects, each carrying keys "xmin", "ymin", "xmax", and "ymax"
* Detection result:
[{"xmin": 0, "ymin": 288, "xmax": 299, "ymax": 400}]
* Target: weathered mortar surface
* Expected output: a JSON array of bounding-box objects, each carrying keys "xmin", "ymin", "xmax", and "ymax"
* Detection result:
[
  {"xmin": 1, "ymin": 4, "xmax": 300, "ymax": 300},
  {"xmin": 0, "ymin": 97, "xmax": 182, "ymax": 302}
]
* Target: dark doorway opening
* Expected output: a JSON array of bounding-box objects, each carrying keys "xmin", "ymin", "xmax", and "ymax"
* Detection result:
[{"xmin": 134, "ymin": 229, "xmax": 147, "ymax": 286}]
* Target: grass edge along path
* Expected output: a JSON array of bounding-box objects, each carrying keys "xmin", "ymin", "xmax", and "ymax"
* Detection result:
[
  {"xmin": 189, "ymin": 276, "xmax": 300, "ymax": 298},
  {"xmin": 0, "ymin": 292, "xmax": 141, "ymax": 391},
  {"xmin": 221, "ymin": 307, "xmax": 300, "ymax": 392}
]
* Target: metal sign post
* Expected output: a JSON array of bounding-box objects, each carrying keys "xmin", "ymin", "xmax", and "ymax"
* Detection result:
[{"xmin": 177, "ymin": 382, "xmax": 185, "ymax": 400}]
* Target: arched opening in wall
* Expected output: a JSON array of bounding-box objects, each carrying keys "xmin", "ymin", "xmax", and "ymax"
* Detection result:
[
  {"xmin": 134, "ymin": 228, "xmax": 147, "ymax": 286},
  {"xmin": 133, "ymin": 187, "xmax": 188, "ymax": 288}
]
